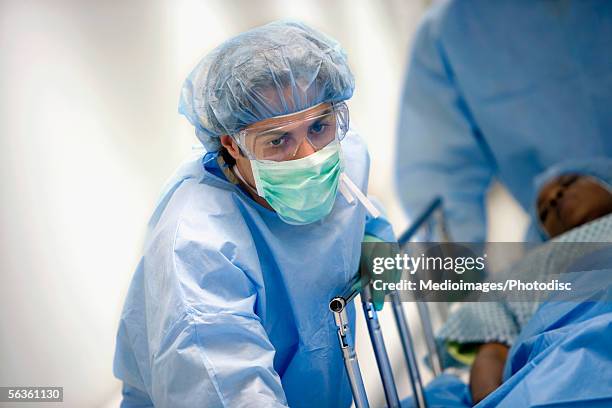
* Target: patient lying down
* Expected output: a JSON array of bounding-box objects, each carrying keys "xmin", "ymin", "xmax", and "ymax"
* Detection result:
[{"xmin": 464, "ymin": 159, "xmax": 612, "ymax": 404}]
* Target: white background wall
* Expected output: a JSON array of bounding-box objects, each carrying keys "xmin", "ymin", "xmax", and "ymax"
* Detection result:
[{"xmin": 0, "ymin": 1, "xmax": 529, "ymax": 407}]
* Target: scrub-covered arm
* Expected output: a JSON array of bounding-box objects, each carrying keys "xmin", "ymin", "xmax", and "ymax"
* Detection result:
[
  {"xmin": 147, "ymin": 240, "xmax": 287, "ymax": 408},
  {"xmin": 395, "ymin": 14, "xmax": 495, "ymax": 242},
  {"xmin": 363, "ymin": 198, "xmax": 398, "ymax": 310},
  {"xmin": 364, "ymin": 196, "xmax": 396, "ymax": 242}
]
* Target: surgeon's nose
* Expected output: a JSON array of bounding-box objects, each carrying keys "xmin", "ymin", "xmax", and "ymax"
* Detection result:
[{"xmin": 291, "ymin": 138, "xmax": 317, "ymax": 160}]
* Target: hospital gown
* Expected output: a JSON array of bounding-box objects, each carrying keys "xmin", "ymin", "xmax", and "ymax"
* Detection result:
[
  {"xmin": 437, "ymin": 213, "xmax": 612, "ymax": 360},
  {"xmin": 403, "ymin": 218, "xmax": 612, "ymax": 407}
]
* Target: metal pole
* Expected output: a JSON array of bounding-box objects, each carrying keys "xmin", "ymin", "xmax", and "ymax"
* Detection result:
[
  {"xmin": 433, "ymin": 206, "xmax": 451, "ymax": 330},
  {"xmin": 398, "ymin": 198, "xmax": 448, "ymax": 378},
  {"xmin": 330, "ymin": 297, "xmax": 370, "ymax": 408},
  {"xmin": 434, "ymin": 206, "xmax": 451, "ymax": 244},
  {"xmin": 416, "ymin": 302, "xmax": 443, "ymax": 377},
  {"xmin": 390, "ymin": 291, "xmax": 427, "ymax": 408},
  {"xmin": 397, "ymin": 197, "xmax": 443, "ymax": 247},
  {"xmin": 361, "ymin": 285, "xmax": 401, "ymax": 408}
]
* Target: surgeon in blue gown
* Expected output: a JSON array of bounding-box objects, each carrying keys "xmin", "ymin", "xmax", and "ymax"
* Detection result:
[
  {"xmin": 396, "ymin": 0, "xmax": 612, "ymax": 242},
  {"xmin": 113, "ymin": 21, "xmax": 394, "ymax": 408}
]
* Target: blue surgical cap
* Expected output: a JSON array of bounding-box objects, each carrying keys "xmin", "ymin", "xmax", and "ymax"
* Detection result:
[
  {"xmin": 534, "ymin": 157, "xmax": 612, "ymax": 195},
  {"xmin": 178, "ymin": 20, "xmax": 355, "ymax": 151},
  {"xmin": 532, "ymin": 157, "xmax": 612, "ymax": 238}
]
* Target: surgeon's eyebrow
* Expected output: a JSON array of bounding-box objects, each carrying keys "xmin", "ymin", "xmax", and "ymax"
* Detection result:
[
  {"xmin": 312, "ymin": 106, "xmax": 334, "ymax": 118},
  {"xmin": 252, "ymin": 106, "xmax": 336, "ymax": 139},
  {"xmin": 258, "ymin": 129, "xmax": 291, "ymax": 139}
]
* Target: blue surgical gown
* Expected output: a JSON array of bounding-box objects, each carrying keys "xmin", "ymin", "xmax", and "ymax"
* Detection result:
[
  {"xmin": 403, "ymin": 250, "xmax": 612, "ymax": 408},
  {"xmin": 396, "ymin": 0, "xmax": 612, "ymax": 242},
  {"xmin": 485, "ymin": 267, "xmax": 612, "ymax": 407},
  {"xmin": 113, "ymin": 129, "xmax": 395, "ymax": 407},
  {"xmin": 403, "ymin": 283, "xmax": 612, "ymax": 408}
]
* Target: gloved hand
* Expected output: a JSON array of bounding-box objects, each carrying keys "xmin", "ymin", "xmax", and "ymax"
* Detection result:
[{"xmin": 359, "ymin": 235, "xmax": 401, "ymax": 311}]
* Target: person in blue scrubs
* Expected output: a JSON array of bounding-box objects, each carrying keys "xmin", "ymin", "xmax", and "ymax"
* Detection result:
[
  {"xmin": 396, "ymin": 0, "xmax": 612, "ymax": 242},
  {"xmin": 113, "ymin": 21, "xmax": 394, "ymax": 408}
]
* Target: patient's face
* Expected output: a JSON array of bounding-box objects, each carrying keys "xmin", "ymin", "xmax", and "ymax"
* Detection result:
[{"xmin": 537, "ymin": 174, "xmax": 612, "ymax": 238}]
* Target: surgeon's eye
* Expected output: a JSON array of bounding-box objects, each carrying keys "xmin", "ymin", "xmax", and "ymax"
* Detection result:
[
  {"xmin": 269, "ymin": 134, "xmax": 289, "ymax": 147},
  {"xmin": 309, "ymin": 120, "xmax": 330, "ymax": 135}
]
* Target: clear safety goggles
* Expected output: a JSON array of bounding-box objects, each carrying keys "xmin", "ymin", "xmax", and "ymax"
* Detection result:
[{"xmin": 232, "ymin": 102, "xmax": 349, "ymax": 162}]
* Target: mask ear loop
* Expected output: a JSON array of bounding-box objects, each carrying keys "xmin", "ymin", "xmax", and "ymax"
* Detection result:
[
  {"xmin": 233, "ymin": 164, "xmax": 262, "ymax": 197},
  {"xmin": 339, "ymin": 181, "xmax": 355, "ymax": 204},
  {"xmin": 339, "ymin": 173, "xmax": 381, "ymax": 218}
]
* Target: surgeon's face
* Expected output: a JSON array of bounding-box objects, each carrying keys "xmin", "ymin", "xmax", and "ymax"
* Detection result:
[
  {"xmin": 537, "ymin": 174, "xmax": 612, "ymax": 238},
  {"xmin": 219, "ymin": 103, "xmax": 331, "ymax": 208}
]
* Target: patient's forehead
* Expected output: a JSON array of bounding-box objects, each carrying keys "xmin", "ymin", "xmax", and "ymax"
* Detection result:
[{"xmin": 537, "ymin": 174, "xmax": 612, "ymax": 211}]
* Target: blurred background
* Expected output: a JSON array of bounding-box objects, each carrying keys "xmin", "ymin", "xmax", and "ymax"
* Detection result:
[{"xmin": 0, "ymin": 0, "xmax": 529, "ymax": 406}]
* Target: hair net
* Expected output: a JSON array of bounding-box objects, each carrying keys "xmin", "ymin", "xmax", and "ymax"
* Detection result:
[
  {"xmin": 178, "ymin": 20, "xmax": 355, "ymax": 151},
  {"xmin": 532, "ymin": 157, "xmax": 612, "ymax": 238}
]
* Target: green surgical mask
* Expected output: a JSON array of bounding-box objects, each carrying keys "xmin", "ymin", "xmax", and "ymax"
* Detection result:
[{"xmin": 250, "ymin": 141, "xmax": 343, "ymax": 225}]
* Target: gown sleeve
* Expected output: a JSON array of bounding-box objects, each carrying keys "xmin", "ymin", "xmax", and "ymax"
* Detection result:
[
  {"xmin": 395, "ymin": 13, "xmax": 495, "ymax": 242},
  {"xmin": 144, "ymin": 228, "xmax": 288, "ymax": 407}
]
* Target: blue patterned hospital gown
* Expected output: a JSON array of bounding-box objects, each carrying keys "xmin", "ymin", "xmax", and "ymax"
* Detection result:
[{"xmin": 437, "ymin": 214, "xmax": 612, "ymax": 358}]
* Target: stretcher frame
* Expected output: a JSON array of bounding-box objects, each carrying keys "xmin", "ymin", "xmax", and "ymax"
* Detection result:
[{"xmin": 329, "ymin": 197, "xmax": 450, "ymax": 408}]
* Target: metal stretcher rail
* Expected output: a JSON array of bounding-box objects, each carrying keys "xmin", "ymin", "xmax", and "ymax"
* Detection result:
[
  {"xmin": 398, "ymin": 197, "xmax": 447, "ymax": 378},
  {"xmin": 330, "ymin": 197, "xmax": 450, "ymax": 408}
]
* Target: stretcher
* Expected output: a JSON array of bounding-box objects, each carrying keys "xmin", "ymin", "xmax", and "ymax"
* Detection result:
[{"xmin": 329, "ymin": 197, "xmax": 450, "ymax": 408}]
